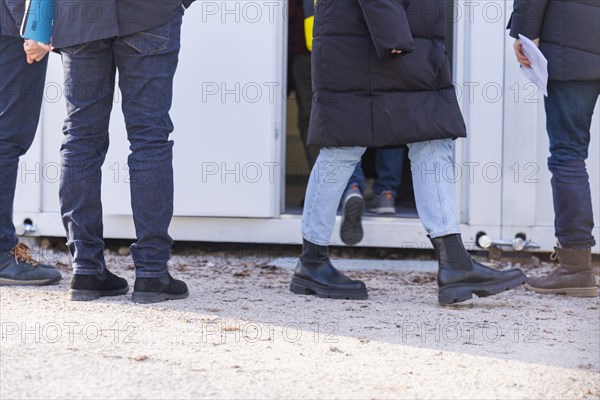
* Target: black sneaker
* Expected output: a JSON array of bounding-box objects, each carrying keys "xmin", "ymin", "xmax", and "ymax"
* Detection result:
[
  {"xmin": 340, "ymin": 185, "xmax": 364, "ymax": 246},
  {"xmin": 0, "ymin": 243, "xmax": 62, "ymax": 286},
  {"xmin": 132, "ymin": 273, "xmax": 189, "ymax": 304},
  {"xmin": 69, "ymin": 268, "xmax": 129, "ymax": 301}
]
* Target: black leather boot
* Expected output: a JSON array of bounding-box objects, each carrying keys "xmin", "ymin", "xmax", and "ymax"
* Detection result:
[
  {"xmin": 290, "ymin": 239, "xmax": 368, "ymax": 299},
  {"xmin": 430, "ymin": 234, "xmax": 527, "ymax": 305},
  {"xmin": 132, "ymin": 273, "xmax": 189, "ymax": 304},
  {"xmin": 69, "ymin": 268, "xmax": 129, "ymax": 301}
]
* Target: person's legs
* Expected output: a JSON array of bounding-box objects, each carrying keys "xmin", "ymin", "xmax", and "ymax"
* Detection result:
[
  {"xmin": 346, "ymin": 162, "xmax": 366, "ymax": 194},
  {"xmin": 60, "ymin": 39, "xmax": 129, "ymax": 300},
  {"xmin": 406, "ymin": 139, "xmax": 461, "ymax": 238},
  {"xmin": 0, "ymin": 35, "xmax": 47, "ymax": 253},
  {"xmin": 372, "ymin": 146, "xmax": 405, "ymax": 196},
  {"xmin": 0, "ymin": 35, "xmax": 61, "ymax": 286},
  {"xmin": 408, "ymin": 139, "xmax": 526, "ymax": 305},
  {"xmin": 525, "ymin": 80, "xmax": 600, "ymax": 297},
  {"xmin": 545, "ymin": 80, "xmax": 599, "ymax": 249},
  {"xmin": 302, "ymin": 147, "xmax": 366, "ymax": 245},
  {"xmin": 114, "ymin": 9, "xmax": 182, "ymax": 279},
  {"xmin": 114, "ymin": 10, "xmax": 188, "ymax": 303},
  {"xmin": 59, "ymin": 39, "xmax": 116, "ymax": 276},
  {"xmin": 369, "ymin": 146, "xmax": 406, "ymax": 213},
  {"xmin": 292, "ymin": 53, "xmax": 320, "ymax": 170},
  {"xmin": 293, "ymin": 146, "xmax": 368, "ymax": 299}
]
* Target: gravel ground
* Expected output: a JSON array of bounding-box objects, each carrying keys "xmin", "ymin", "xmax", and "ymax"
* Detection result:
[{"xmin": 1, "ymin": 243, "xmax": 599, "ymax": 400}]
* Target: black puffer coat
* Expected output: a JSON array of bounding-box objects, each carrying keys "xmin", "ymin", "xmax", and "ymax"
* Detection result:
[
  {"xmin": 509, "ymin": 0, "xmax": 600, "ymax": 82},
  {"xmin": 307, "ymin": 0, "xmax": 466, "ymax": 148}
]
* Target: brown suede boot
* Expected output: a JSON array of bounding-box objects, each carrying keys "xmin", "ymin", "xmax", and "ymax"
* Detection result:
[{"xmin": 525, "ymin": 247, "xmax": 598, "ymax": 297}]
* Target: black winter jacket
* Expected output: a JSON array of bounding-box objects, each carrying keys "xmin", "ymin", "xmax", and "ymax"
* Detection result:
[
  {"xmin": 307, "ymin": 0, "xmax": 466, "ymax": 148},
  {"xmin": 1, "ymin": 0, "xmax": 23, "ymax": 37},
  {"xmin": 509, "ymin": 0, "xmax": 600, "ymax": 81},
  {"xmin": 1, "ymin": 1, "xmax": 195, "ymax": 46},
  {"xmin": 1, "ymin": 1, "xmax": 195, "ymax": 44}
]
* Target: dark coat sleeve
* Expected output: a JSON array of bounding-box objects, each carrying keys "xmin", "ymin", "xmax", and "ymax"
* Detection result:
[
  {"xmin": 1, "ymin": 0, "xmax": 23, "ymax": 37},
  {"xmin": 357, "ymin": 0, "xmax": 414, "ymax": 59},
  {"xmin": 183, "ymin": 0, "xmax": 195, "ymax": 9},
  {"xmin": 508, "ymin": 0, "xmax": 549, "ymax": 39}
]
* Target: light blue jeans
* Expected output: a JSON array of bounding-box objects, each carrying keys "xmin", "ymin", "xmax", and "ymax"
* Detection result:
[{"xmin": 302, "ymin": 139, "xmax": 461, "ymax": 246}]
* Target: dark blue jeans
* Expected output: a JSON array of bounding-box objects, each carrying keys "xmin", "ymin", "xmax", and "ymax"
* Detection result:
[
  {"xmin": 59, "ymin": 10, "xmax": 183, "ymax": 277},
  {"xmin": 545, "ymin": 80, "xmax": 600, "ymax": 249},
  {"xmin": 347, "ymin": 147, "xmax": 406, "ymax": 196},
  {"xmin": 0, "ymin": 35, "xmax": 48, "ymax": 253}
]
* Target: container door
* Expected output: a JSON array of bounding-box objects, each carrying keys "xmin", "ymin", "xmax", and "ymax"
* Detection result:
[{"xmin": 32, "ymin": 3, "xmax": 286, "ymax": 221}]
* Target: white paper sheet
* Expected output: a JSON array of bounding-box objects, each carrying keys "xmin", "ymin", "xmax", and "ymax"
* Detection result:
[{"xmin": 518, "ymin": 34, "xmax": 548, "ymax": 97}]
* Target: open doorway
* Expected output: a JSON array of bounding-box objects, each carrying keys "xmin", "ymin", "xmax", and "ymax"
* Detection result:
[
  {"xmin": 284, "ymin": 91, "xmax": 417, "ymax": 217},
  {"xmin": 283, "ymin": 0, "xmax": 456, "ymax": 218}
]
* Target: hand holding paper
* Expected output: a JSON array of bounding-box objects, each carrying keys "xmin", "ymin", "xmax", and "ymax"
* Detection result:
[{"xmin": 516, "ymin": 34, "xmax": 548, "ymax": 96}]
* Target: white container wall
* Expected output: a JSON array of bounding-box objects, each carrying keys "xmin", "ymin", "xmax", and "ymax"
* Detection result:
[{"xmin": 13, "ymin": 1, "xmax": 600, "ymax": 252}]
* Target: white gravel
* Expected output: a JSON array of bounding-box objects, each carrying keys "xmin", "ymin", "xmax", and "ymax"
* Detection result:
[{"xmin": 1, "ymin": 246, "xmax": 599, "ymax": 399}]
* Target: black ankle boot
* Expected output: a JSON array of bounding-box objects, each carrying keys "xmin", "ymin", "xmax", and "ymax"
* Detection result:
[
  {"xmin": 69, "ymin": 268, "xmax": 129, "ymax": 301},
  {"xmin": 430, "ymin": 234, "xmax": 527, "ymax": 305},
  {"xmin": 290, "ymin": 239, "xmax": 368, "ymax": 299},
  {"xmin": 132, "ymin": 273, "xmax": 188, "ymax": 304}
]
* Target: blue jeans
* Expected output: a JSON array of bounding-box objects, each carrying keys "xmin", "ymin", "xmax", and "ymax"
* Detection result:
[
  {"xmin": 59, "ymin": 10, "xmax": 183, "ymax": 277},
  {"xmin": 0, "ymin": 35, "xmax": 48, "ymax": 253},
  {"xmin": 302, "ymin": 139, "xmax": 461, "ymax": 245},
  {"xmin": 545, "ymin": 80, "xmax": 600, "ymax": 249},
  {"xmin": 347, "ymin": 147, "xmax": 406, "ymax": 196}
]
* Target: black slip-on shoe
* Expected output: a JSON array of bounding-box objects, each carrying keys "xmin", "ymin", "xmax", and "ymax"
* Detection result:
[
  {"xmin": 132, "ymin": 273, "xmax": 189, "ymax": 304},
  {"xmin": 69, "ymin": 268, "xmax": 129, "ymax": 301}
]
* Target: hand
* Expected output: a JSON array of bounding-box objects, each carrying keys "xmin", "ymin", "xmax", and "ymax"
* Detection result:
[
  {"xmin": 513, "ymin": 39, "xmax": 531, "ymax": 68},
  {"xmin": 513, "ymin": 37, "xmax": 539, "ymax": 68},
  {"xmin": 23, "ymin": 40, "xmax": 51, "ymax": 64}
]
